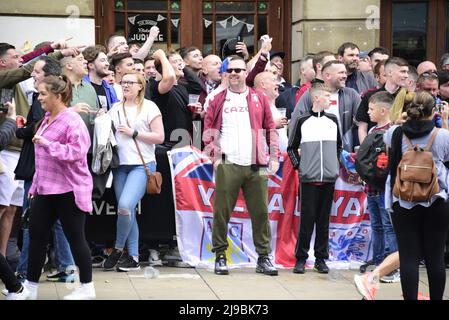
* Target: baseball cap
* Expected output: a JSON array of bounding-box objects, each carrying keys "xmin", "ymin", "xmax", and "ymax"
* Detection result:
[{"xmin": 269, "ymin": 51, "xmax": 285, "ymax": 60}]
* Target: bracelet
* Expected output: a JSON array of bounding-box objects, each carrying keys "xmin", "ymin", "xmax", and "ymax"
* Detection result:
[{"xmin": 132, "ymin": 130, "xmax": 139, "ymax": 139}]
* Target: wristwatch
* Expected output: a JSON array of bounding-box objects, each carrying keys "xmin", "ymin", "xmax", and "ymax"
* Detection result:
[{"xmin": 132, "ymin": 130, "xmax": 139, "ymax": 139}]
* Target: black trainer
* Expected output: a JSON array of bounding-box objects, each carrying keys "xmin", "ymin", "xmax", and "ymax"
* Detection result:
[
  {"xmin": 214, "ymin": 255, "xmax": 229, "ymax": 275},
  {"xmin": 313, "ymin": 259, "xmax": 329, "ymax": 274},
  {"xmin": 102, "ymin": 249, "xmax": 123, "ymax": 271},
  {"xmin": 256, "ymin": 256, "xmax": 278, "ymax": 276},
  {"xmin": 359, "ymin": 259, "xmax": 374, "ymax": 273},
  {"xmin": 293, "ymin": 260, "xmax": 306, "ymax": 274},
  {"xmin": 116, "ymin": 255, "xmax": 140, "ymax": 272}
]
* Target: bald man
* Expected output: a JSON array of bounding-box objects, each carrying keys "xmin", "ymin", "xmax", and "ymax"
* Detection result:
[
  {"xmin": 417, "ymin": 60, "xmax": 437, "ymax": 75},
  {"xmin": 254, "ymin": 71, "xmax": 288, "ymax": 151},
  {"xmin": 198, "ymin": 54, "xmax": 222, "ymax": 106}
]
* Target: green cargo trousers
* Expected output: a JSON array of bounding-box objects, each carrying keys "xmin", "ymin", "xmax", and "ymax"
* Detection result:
[{"xmin": 212, "ymin": 163, "xmax": 272, "ymax": 257}]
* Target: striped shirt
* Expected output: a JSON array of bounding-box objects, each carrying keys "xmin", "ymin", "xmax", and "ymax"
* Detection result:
[{"xmin": 29, "ymin": 108, "xmax": 93, "ymax": 212}]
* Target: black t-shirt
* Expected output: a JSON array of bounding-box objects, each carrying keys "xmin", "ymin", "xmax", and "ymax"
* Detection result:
[
  {"xmin": 145, "ymin": 78, "xmax": 158, "ymax": 101},
  {"xmin": 355, "ymin": 86, "xmax": 399, "ymax": 130},
  {"xmin": 146, "ymin": 80, "xmax": 193, "ymax": 147},
  {"xmin": 145, "ymin": 68, "xmax": 202, "ymax": 147},
  {"xmin": 91, "ymin": 82, "xmax": 109, "ymax": 110}
]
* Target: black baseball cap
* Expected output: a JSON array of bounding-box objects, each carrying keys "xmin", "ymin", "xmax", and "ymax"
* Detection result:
[{"xmin": 270, "ymin": 51, "xmax": 285, "ymax": 60}]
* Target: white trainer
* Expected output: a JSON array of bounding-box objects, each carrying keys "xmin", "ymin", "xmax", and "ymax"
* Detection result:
[
  {"xmin": 6, "ymin": 285, "xmax": 31, "ymax": 300},
  {"xmin": 63, "ymin": 283, "xmax": 96, "ymax": 300}
]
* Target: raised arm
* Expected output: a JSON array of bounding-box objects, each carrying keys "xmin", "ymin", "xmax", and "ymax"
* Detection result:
[
  {"xmin": 153, "ymin": 49, "xmax": 176, "ymax": 95},
  {"xmin": 133, "ymin": 26, "xmax": 160, "ymax": 61}
]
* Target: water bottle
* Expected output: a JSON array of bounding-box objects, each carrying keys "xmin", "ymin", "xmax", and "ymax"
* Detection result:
[{"xmin": 144, "ymin": 266, "xmax": 160, "ymax": 279}]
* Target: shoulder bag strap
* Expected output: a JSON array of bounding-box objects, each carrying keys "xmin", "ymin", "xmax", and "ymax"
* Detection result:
[
  {"xmin": 122, "ymin": 104, "xmax": 152, "ymax": 179},
  {"xmin": 402, "ymin": 134, "xmax": 414, "ymax": 150}
]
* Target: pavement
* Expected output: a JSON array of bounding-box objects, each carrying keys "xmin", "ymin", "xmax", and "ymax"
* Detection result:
[{"xmin": 2, "ymin": 264, "xmax": 448, "ymax": 300}]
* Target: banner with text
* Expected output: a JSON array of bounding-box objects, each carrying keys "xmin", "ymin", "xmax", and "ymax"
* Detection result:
[{"xmin": 168, "ymin": 147, "xmax": 372, "ymax": 268}]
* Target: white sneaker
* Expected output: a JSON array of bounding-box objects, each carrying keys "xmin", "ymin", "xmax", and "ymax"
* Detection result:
[
  {"xmin": 380, "ymin": 269, "xmax": 401, "ymax": 283},
  {"xmin": 63, "ymin": 283, "xmax": 96, "ymax": 300},
  {"xmin": 22, "ymin": 281, "xmax": 38, "ymax": 300},
  {"xmin": 6, "ymin": 285, "xmax": 31, "ymax": 300},
  {"xmin": 2, "ymin": 288, "xmax": 8, "ymax": 296},
  {"xmin": 148, "ymin": 249, "xmax": 163, "ymax": 266}
]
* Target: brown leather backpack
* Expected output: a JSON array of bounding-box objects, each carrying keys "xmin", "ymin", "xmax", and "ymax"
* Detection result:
[{"xmin": 393, "ymin": 128, "xmax": 440, "ymax": 202}]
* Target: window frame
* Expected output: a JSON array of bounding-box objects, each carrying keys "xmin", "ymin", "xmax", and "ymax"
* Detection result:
[
  {"xmin": 380, "ymin": 0, "xmax": 447, "ymax": 64},
  {"xmin": 95, "ymin": 0, "xmax": 291, "ymax": 80}
]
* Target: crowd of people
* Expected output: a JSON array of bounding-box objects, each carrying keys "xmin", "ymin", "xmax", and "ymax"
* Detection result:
[{"xmin": 1, "ymin": 26, "xmax": 449, "ymax": 300}]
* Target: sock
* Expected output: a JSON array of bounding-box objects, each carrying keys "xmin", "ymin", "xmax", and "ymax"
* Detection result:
[{"xmin": 132, "ymin": 256, "xmax": 139, "ymax": 263}]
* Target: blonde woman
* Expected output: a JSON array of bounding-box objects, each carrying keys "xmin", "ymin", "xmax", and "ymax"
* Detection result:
[{"xmin": 103, "ymin": 72, "xmax": 164, "ymax": 272}]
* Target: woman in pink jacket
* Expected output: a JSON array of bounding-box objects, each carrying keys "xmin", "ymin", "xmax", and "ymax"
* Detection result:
[{"xmin": 22, "ymin": 75, "xmax": 95, "ymax": 300}]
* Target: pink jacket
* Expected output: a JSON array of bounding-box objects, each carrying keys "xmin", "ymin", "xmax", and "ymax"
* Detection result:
[
  {"xmin": 203, "ymin": 87, "xmax": 279, "ymax": 166},
  {"xmin": 30, "ymin": 109, "xmax": 93, "ymax": 213}
]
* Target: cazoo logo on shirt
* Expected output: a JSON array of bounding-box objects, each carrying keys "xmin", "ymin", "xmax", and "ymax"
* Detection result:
[{"xmin": 223, "ymin": 106, "xmax": 249, "ymax": 113}]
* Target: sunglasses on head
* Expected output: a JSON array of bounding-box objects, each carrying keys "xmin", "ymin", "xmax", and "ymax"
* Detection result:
[{"xmin": 226, "ymin": 68, "xmax": 246, "ymax": 74}]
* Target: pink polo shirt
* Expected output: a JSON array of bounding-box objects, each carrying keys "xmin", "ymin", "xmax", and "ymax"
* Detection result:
[{"xmin": 29, "ymin": 108, "xmax": 93, "ymax": 213}]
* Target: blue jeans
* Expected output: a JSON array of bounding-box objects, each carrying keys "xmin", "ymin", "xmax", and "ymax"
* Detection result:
[
  {"xmin": 113, "ymin": 162, "xmax": 155, "ymax": 258},
  {"xmin": 367, "ymin": 192, "xmax": 398, "ymax": 265},
  {"xmin": 16, "ymin": 181, "xmax": 32, "ymax": 275},
  {"xmin": 17, "ymin": 181, "xmax": 75, "ymax": 274}
]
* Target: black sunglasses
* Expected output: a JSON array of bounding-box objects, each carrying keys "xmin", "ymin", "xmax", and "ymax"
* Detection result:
[{"xmin": 226, "ymin": 68, "xmax": 246, "ymax": 74}]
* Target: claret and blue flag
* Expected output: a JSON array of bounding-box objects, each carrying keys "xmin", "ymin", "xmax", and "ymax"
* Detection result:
[{"xmin": 168, "ymin": 146, "xmax": 372, "ymax": 269}]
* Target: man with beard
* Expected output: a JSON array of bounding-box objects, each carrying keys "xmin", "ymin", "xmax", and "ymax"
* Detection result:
[
  {"xmin": 337, "ymin": 42, "xmax": 377, "ymax": 95},
  {"xmin": 82, "ymin": 45, "xmax": 119, "ymax": 111},
  {"xmin": 203, "ymin": 55, "xmax": 279, "ymax": 276},
  {"xmin": 290, "ymin": 60, "xmax": 360, "ymax": 152}
]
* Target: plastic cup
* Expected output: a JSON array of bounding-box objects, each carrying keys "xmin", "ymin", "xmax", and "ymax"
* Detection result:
[
  {"xmin": 328, "ymin": 268, "xmax": 344, "ymax": 282},
  {"xmin": 144, "ymin": 266, "xmax": 160, "ymax": 279},
  {"xmin": 278, "ymin": 108, "xmax": 287, "ymax": 117},
  {"xmin": 89, "ymin": 108, "xmax": 98, "ymax": 125},
  {"xmin": 188, "ymin": 94, "xmax": 200, "ymax": 105}
]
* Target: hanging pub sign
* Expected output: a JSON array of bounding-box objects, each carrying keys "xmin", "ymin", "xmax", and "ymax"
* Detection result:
[{"xmin": 128, "ymin": 14, "xmax": 166, "ymax": 42}]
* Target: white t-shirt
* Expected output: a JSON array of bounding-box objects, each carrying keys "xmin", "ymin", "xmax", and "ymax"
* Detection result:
[
  {"xmin": 113, "ymin": 83, "xmax": 123, "ymax": 101},
  {"xmin": 219, "ymin": 89, "xmax": 252, "ymax": 166},
  {"xmin": 109, "ymin": 99, "xmax": 161, "ymax": 165}
]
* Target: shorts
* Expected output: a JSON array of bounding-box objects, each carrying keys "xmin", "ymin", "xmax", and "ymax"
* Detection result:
[{"xmin": 0, "ymin": 150, "xmax": 24, "ymax": 207}]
